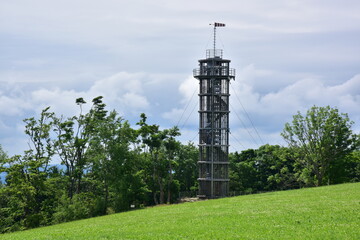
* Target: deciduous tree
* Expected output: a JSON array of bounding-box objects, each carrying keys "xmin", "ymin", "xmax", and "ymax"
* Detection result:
[{"xmin": 281, "ymin": 106, "xmax": 359, "ymax": 186}]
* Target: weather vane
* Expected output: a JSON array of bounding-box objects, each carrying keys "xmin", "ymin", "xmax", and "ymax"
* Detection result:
[{"xmin": 209, "ymin": 22, "xmax": 226, "ymax": 51}]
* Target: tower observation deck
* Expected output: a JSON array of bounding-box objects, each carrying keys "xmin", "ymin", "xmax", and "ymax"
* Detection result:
[{"xmin": 193, "ymin": 23, "xmax": 235, "ymax": 198}]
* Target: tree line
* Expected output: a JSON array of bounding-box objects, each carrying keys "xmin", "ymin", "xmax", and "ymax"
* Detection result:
[
  {"xmin": 0, "ymin": 97, "xmax": 198, "ymax": 232},
  {"xmin": 0, "ymin": 98, "xmax": 359, "ymax": 233},
  {"xmin": 231, "ymin": 106, "xmax": 359, "ymax": 194}
]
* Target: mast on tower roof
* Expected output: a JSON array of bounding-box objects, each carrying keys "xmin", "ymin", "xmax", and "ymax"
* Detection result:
[{"xmin": 209, "ymin": 22, "xmax": 226, "ymax": 52}]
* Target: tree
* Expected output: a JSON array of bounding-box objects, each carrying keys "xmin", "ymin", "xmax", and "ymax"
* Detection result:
[
  {"xmin": 23, "ymin": 106, "xmax": 55, "ymax": 173},
  {"xmin": 0, "ymin": 108, "xmax": 60, "ymax": 232},
  {"xmin": 1, "ymin": 95, "xmax": 251, "ymax": 232},
  {"xmin": 137, "ymin": 114, "xmax": 182, "ymax": 204},
  {"xmin": 281, "ymin": 106, "xmax": 359, "ymax": 186},
  {"xmin": 0, "ymin": 144, "xmax": 7, "ymax": 164},
  {"xmin": 137, "ymin": 113, "xmax": 166, "ymax": 204},
  {"xmin": 52, "ymin": 96, "xmax": 106, "ymax": 198},
  {"xmin": 256, "ymin": 145, "xmax": 298, "ymax": 191},
  {"xmin": 229, "ymin": 145, "xmax": 298, "ymax": 193},
  {"xmin": 86, "ymin": 110, "xmax": 148, "ymax": 213},
  {"xmin": 229, "ymin": 149, "xmax": 258, "ymax": 193},
  {"xmin": 19, "ymin": 107, "xmax": 56, "ymax": 228},
  {"xmin": 174, "ymin": 142, "xmax": 198, "ymax": 194},
  {"xmin": 162, "ymin": 127, "xmax": 180, "ymax": 203},
  {"xmin": 343, "ymin": 150, "xmax": 360, "ymax": 183}
]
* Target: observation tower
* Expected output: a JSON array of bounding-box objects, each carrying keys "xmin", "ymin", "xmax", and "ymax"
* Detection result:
[{"xmin": 193, "ymin": 23, "xmax": 235, "ymax": 198}]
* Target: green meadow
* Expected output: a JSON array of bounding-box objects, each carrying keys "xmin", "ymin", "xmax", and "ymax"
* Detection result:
[{"xmin": 1, "ymin": 183, "xmax": 359, "ymax": 240}]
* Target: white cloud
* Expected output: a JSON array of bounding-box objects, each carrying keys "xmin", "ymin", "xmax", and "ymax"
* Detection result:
[
  {"xmin": 162, "ymin": 108, "xmax": 183, "ymax": 124},
  {"xmin": 1, "ymin": 71, "xmax": 152, "ymax": 121},
  {"xmin": 162, "ymin": 62, "xmax": 360, "ymax": 151},
  {"xmin": 89, "ymin": 72, "xmax": 145, "ymax": 97},
  {"xmin": 228, "ymin": 71, "xmax": 360, "ymax": 149},
  {"xmin": 0, "ymin": 71, "xmax": 154, "ymax": 155},
  {"xmin": 12, "ymin": 58, "xmax": 49, "ymax": 68},
  {"xmin": 329, "ymin": 74, "xmax": 360, "ymax": 96},
  {"xmin": 0, "ymin": 119, "xmax": 9, "ymax": 132},
  {"xmin": 31, "ymin": 88, "xmax": 87, "ymax": 117},
  {"xmin": 162, "ymin": 75, "xmax": 198, "ymax": 127},
  {"xmin": 2, "ymin": 0, "xmax": 359, "ymax": 50},
  {"xmin": 179, "ymin": 76, "xmax": 198, "ymax": 103},
  {"xmin": 177, "ymin": 128, "xmax": 198, "ymax": 145},
  {"xmin": 232, "ymin": 67, "xmax": 360, "ymax": 117},
  {"xmin": 121, "ymin": 92, "xmax": 149, "ymax": 110},
  {"xmin": 0, "ymin": 94, "xmax": 32, "ymax": 116},
  {"xmin": 0, "ymin": 0, "xmax": 360, "ymax": 156},
  {"xmin": 28, "ymin": 72, "xmax": 151, "ymax": 117}
]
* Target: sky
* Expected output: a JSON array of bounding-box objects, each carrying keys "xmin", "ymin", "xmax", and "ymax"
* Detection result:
[{"xmin": 0, "ymin": 0, "xmax": 360, "ymax": 157}]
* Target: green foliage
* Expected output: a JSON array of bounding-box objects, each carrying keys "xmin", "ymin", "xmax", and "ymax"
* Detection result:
[
  {"xmin": 229, "ymin": 145, "xmax": 298, "ymax": 193},
  {"xmin": 229, "ymin": 149, "xmax": 257, "ymax": 193},
  {"xmin": 174, "ymin": 142, "xmax": 198, "ymax": 192},
  {"xmin": 282, "ymin": 106, "xmax": 359, "ymax": 186},
  {"xmin": 0, "ymin": 155, "xmax": 62, "ymax": 232},
  {"xmin": 2, "ymin": 183, "xmax": 359, "ymax": 239},
  {"xmin": 344, "ymin": 150, "xmax": 360, "ymax": 182},
  {"xmin": 0, "ymin": 144, "xmax": 7, "ymax": 162},
  {"xmin": 2, "ymin": 101, "xmax": 359, "ymax": 234},
  {"xmin": 229, "ymin": 106, "xmax": 359, "ymax": 194},
  {"xmin": 137, "ymin": 115, "xmax": 182, "ymax": 204},
  {"xmin": 0, "ymin": 97, "xmax": 193, "ymax": 233},
  {"xmin": 0, "ymin": 106, "xmax": 60, "ymax": 232},
  {"xmin": 52, "ymin": 193, "xmax": 98, "ymax": 224}
]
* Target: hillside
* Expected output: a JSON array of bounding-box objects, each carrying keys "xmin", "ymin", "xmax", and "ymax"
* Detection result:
[{"xmin": 1, "ymin": 183, "xmax": 359, "ymax": 239}]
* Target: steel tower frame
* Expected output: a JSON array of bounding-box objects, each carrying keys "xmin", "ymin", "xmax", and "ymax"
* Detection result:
[{"xmin": 193, "ymin": 23, "xmax": 235, "ymax": 198}]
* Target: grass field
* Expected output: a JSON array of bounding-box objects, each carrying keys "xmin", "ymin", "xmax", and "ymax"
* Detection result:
[{"xmin": 1, "ymin": 183, "xmax": 359, "ymax": 239}]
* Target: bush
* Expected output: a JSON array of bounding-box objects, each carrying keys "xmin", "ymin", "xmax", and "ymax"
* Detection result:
[{"xmin": 52, "ymin": 193, "xmax": 97, "ymax": 224}]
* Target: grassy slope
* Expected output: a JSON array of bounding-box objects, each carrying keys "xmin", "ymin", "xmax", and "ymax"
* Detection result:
[{"xmin": 1, "ymin": 183, "xmax": 359, "ymax": 240}]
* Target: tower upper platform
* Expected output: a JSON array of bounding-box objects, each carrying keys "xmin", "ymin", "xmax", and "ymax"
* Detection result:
[{"xmin": 193, "ymin": 49, "xmax": 236, "ymax": 78}]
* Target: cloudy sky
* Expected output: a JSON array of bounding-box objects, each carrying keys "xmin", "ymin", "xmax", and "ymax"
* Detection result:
[{"xmin": 1, "ymin": 0, "xmax": 360, "ymax": 156}]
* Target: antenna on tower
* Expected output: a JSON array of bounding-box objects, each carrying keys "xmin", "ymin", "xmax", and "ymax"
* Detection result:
[{"xmin": 209, "ymin": 22, "xmax": 226, "ymax": 51}]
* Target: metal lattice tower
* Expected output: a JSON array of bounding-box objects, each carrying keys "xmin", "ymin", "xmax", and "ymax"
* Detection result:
[{"xmin": 193, "ymin": 23, "xmax": 235, "ymax": 198}]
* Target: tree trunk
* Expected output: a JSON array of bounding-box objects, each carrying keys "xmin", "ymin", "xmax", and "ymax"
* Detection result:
[
  {"xmin": 158, "ymin": 176, "xmax": 164, "ymax": 204},
  {"xmin": 69, "ymin": 177, "xmax": 75, "ymax": 199},
  {"xmin": 167, "ymin": 160, "xmax": 173, "ymax": 204},
  {"xmin": 67, "ymin": 162, "xmax": 75, "ymax": 199},
  {"xmin": 152, "ymin": 158, "xmax": 159, "ymax": 205},
  {"xmin": 153, "ymin": 191, "xmax": 158, "ymax": 205},
  {"xmin": 104, "ymin": 180, "xmax": 109, "ymax": 214}
]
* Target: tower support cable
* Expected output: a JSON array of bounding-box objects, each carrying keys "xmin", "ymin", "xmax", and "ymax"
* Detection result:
[{"xmin": 230, "ymin": 82, "xmax": 265, "ymax": 145}]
